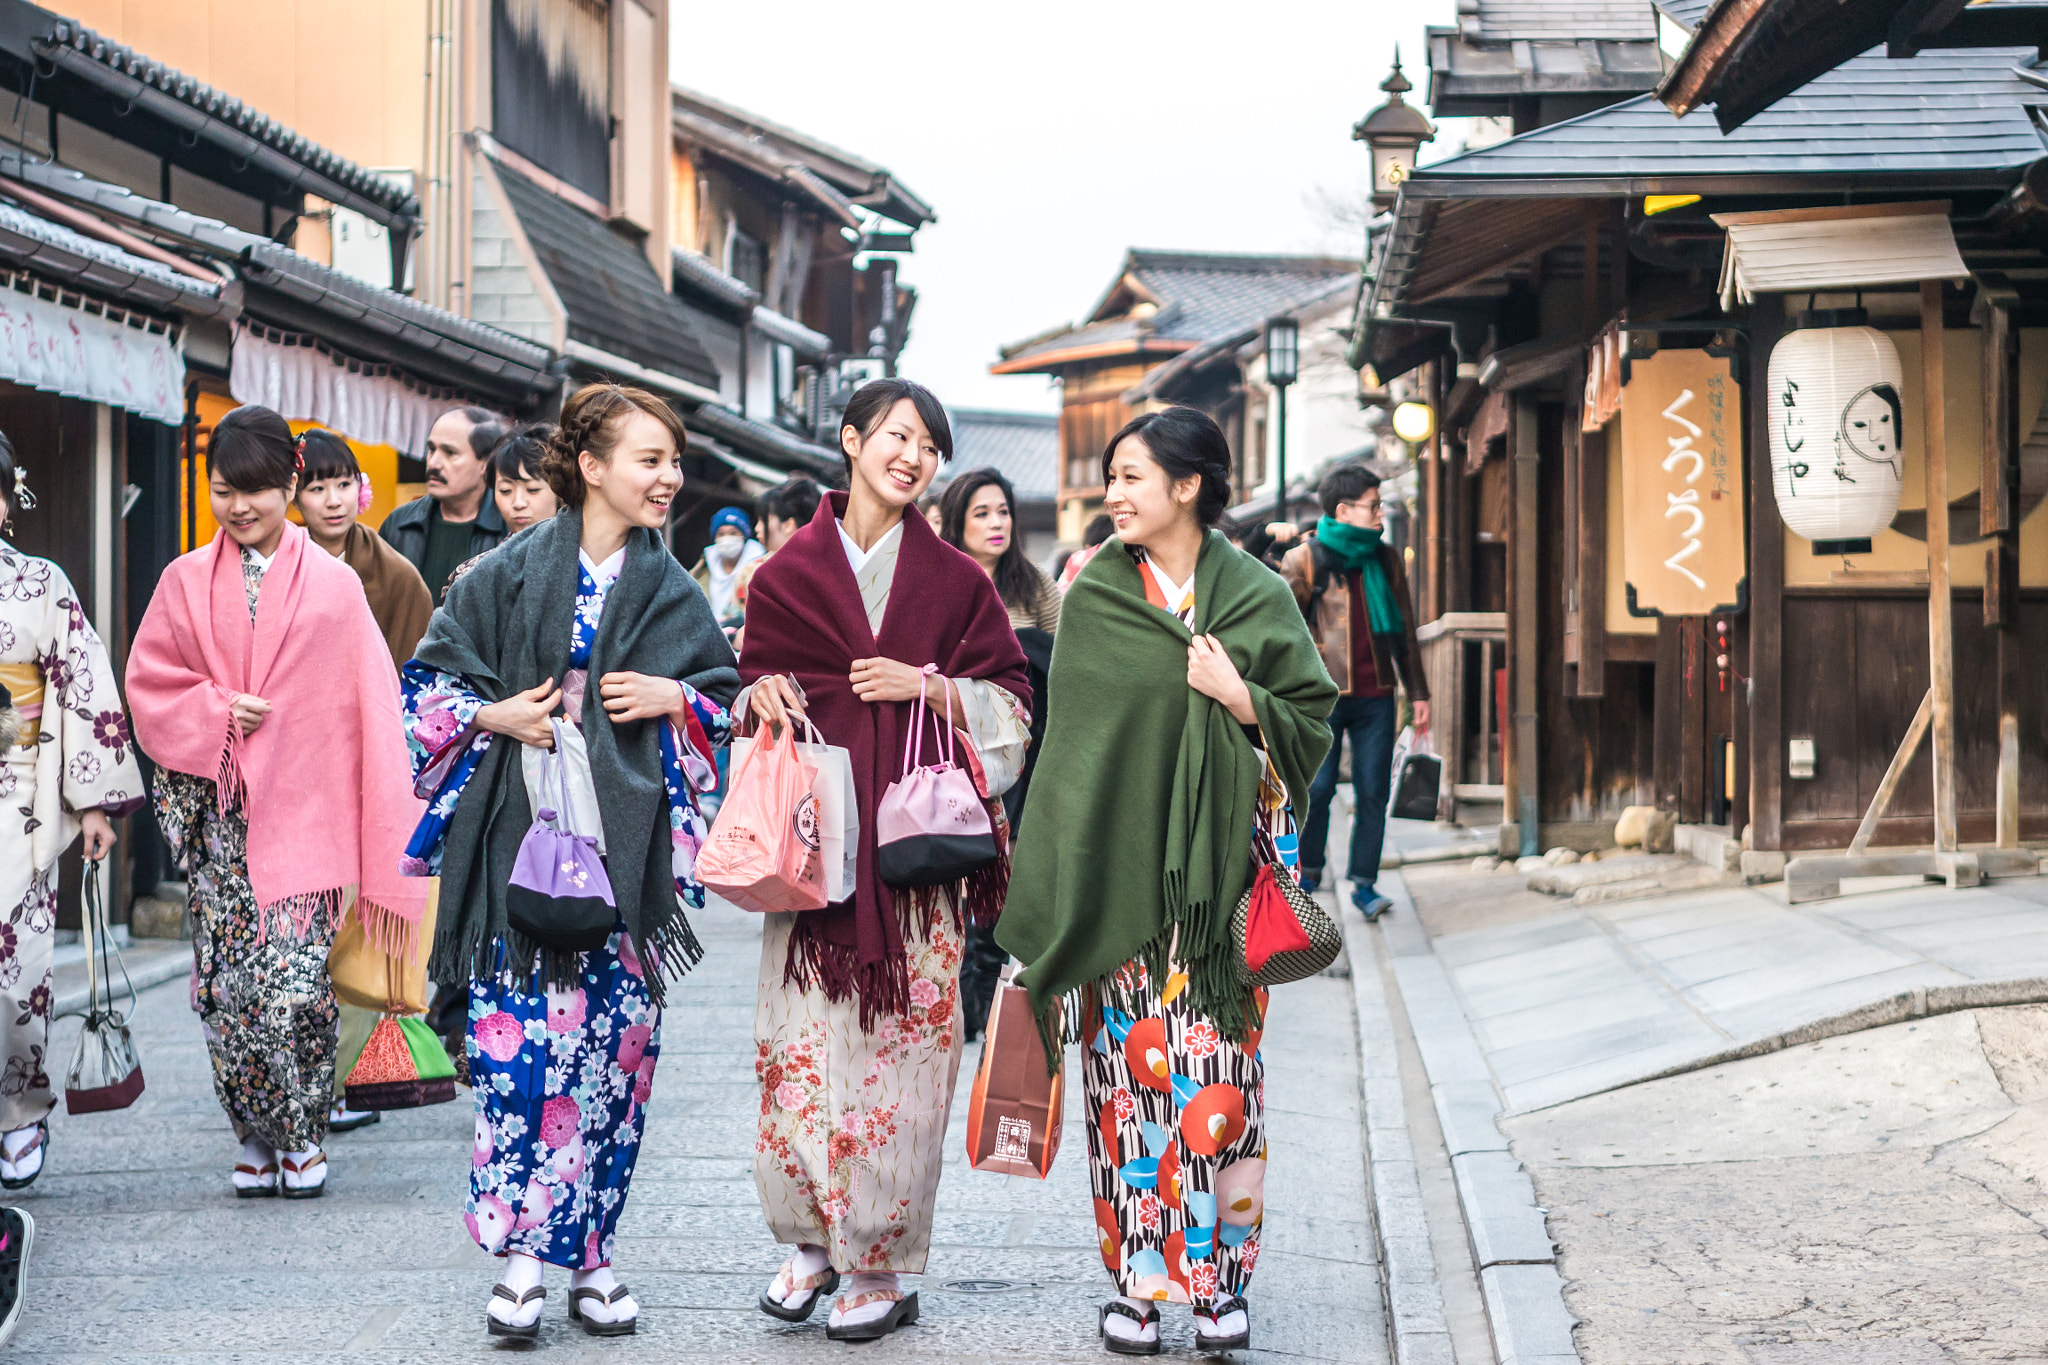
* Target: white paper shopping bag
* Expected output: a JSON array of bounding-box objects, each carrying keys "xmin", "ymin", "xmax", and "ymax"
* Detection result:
[{"xmin": 733, "ymin": 717, "xmax": 858, "ymax": 902}]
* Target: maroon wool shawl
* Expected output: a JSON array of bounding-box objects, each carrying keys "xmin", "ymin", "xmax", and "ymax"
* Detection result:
[{"xmin": 739, "ymin": 492, "xmax": 1031, "ymax": 1022}]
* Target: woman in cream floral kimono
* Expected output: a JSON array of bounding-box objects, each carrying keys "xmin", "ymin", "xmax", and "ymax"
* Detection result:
[
  {"xmin": 0, "ymin": 442, "xmax": 143, "ymax": 1189},
  {"xmin": 738, "ymin": 380, "xmax": 1032, "ymax": 1342}
]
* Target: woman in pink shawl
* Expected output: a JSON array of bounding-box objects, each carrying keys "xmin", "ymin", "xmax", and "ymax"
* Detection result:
[{"xmin": 127, "ymin": 406, "xmax": 423, "ymax": 1201}]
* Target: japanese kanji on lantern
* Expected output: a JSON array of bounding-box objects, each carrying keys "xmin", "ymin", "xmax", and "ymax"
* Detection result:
[{"xmin": 1765, "ymin": 310, "xmax": 1906, "ymax": 546}]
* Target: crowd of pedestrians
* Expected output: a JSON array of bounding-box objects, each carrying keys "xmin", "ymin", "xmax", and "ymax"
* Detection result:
[{"xmin": 0, "ymin": 371, "xmax": 1439, "ymax": 1352}]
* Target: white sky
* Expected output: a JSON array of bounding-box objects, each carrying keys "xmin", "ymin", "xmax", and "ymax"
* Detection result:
[{"xmin": 670, "ymin": 0, "xmax": 1470, "ymax": 415}]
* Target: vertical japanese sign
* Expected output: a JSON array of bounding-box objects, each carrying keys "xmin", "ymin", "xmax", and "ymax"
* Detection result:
[{"xmin": 1619, "ymin": 349, "xmax": 1746, "ymax": 616}]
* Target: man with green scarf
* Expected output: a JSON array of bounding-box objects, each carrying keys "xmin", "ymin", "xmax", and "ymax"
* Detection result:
[{"xmin": 1278, "ymin": 462, "xmax": 1430, "ymax": 918}]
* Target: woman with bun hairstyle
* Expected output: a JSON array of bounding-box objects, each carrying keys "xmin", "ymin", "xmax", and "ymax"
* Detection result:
[
  {"xmin": 738, "ymin": 378, "xmax": 1031, "ymax": 1342},
  {"xmin": 291, "ymin": 427, "xmax": 434, "ymax": 1135},
  {"xmin": 0, "ymin": 436, "xmax": 143, "ymax": 1191},
  {"xmin": 999, "ymin": 406, "xmax": 1334, "ymax": 1356},
  {"xmin": 127, "ymin": 404, "xmax": 426, "ymax": 1201},
  {"xmin": 400, "ymin": 383, "xmax": 738, "ymax": 1340}
]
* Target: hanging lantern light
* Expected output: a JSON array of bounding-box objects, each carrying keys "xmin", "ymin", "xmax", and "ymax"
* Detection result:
[{"xmin": 1765, "ymin": 308, "xmax": 1906, "ymax": 545}]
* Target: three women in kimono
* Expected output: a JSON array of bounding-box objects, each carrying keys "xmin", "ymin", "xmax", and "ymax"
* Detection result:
[
  {"xmin": 737, "ymin": 379, "xmax": 1032, "ymax": 1342},
  {"xmin": 0, "ymin": 436, "xmax": 143, "ymax": 1190},
  {"xmin": 128, "ymin": 405, "xmax": 426, "ymax": 1201},
  {"xmin": 400, "ymin": 383, "xmax": 739, "ymax": 1339}
]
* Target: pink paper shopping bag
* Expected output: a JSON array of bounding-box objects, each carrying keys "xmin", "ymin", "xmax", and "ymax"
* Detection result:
[{"xmin": 697, "ymin": 722, "xmax": 829, "ymax": 913}]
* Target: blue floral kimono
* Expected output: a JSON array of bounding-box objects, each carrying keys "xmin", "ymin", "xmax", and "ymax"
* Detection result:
[{"xmin": 400, "ymin": 552, "xmax": 731, "ymax": 1269}]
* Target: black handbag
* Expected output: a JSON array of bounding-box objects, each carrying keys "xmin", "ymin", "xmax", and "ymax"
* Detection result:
[
  {"xmin": 1391, "ymin": 750, "xmax": 1442, "ymax": 821},
  {"xmin": 63, "ymin": 861, "xmax": 146, "ymax": 1114}
]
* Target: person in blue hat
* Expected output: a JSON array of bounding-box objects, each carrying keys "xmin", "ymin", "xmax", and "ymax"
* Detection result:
[{"xmin": 691, "ymin": 506, "xmax": 765, "ymax": 629}]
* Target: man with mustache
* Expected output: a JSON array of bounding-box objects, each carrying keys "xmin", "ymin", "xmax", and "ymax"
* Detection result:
[{"xmin": 379, "ymin": 406, "xmax": 508, "ymax": 604}]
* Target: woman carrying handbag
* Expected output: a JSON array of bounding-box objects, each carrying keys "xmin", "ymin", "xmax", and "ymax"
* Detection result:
[
  {"xmin": 999, "ymin": 407, "xmax": 1335, "ymax": 1357},
  {"xmin": 400, "ymin": 384, "xmax": 738, "ymax": 1341},
  {"xmin": 737, "ymin": 379, "xmax": 1031, "ymax": 1342},
  {"xmin": 0, "ymin": 437, "xmax": 145, "ymax": 1191}
]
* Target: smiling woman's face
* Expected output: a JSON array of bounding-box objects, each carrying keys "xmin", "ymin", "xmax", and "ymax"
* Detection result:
[
  {"xmin": 212, "ymin": 475, "xmax": 296, "ymax": 553},
  {"xmin": 1102, "ymin": 435, "xmax": 1198, "ymax": 550},
  {"xmin": 843, "ymin": 397, "xmax": 941, "ymax": 511}
]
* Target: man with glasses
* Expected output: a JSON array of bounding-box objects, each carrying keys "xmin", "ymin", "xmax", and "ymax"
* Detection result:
[{"xmin": 1279, "ymin": 462, "xmax": 1430, "ymax": 920}]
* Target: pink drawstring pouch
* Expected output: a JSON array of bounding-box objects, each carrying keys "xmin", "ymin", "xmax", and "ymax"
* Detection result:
[
  {"xmin": 876, "ymin": 665, "xmax": 999, "ymax": 888},
  {"xmin": 697, "ymin": 721, "xmax": 828, "ymax": 914}
]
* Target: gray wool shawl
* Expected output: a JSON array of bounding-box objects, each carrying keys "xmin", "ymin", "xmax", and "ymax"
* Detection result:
[{"xmin": 413, "ymin": 509, "xmax": 739, "ymax": 999}]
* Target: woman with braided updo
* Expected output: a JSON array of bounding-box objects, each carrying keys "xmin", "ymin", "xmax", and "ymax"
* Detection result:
[{"xmin": 398, "ymin": 383, "xmax": 739, "ymax": 1340}]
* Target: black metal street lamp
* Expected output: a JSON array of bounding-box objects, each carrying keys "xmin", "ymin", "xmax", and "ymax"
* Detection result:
[
  {"xmin": 1353, "ymin": 50, "xmax": 1437, "ymax": 211},
  {"xmin": 1267, "ymin": 314, "xmax": 1299, "ymax": 529}
]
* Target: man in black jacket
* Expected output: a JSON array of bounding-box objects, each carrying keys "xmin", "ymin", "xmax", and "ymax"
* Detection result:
[{"xmin": 379, "ymin": 406, "xmax": 507, "ymax": 603}]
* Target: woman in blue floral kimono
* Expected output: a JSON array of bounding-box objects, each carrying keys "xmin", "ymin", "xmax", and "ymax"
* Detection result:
[{"xmin": 401, "ymin": 385, "xmax": 738, "ymax": 1340}]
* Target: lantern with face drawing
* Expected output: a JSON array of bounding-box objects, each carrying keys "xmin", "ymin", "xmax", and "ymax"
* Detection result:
[{"xmin": 1766, "ymin": 312, "xmax": 1907, "ymax": 543}]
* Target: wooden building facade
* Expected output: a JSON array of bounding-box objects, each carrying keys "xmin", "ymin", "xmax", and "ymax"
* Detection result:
[{"xmin": 1358, "ymin": 16, "xmax": 2048, "ymax": 863}]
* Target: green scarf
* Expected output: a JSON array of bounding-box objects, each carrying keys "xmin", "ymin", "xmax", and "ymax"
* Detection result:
[
  {"xmin": 1316, "ymin": 515, "xmax": 1403, "ymax": 634},
  {"xmin": 997, "ymin": 532, "xmax": 1336, "ymax": 1041}
]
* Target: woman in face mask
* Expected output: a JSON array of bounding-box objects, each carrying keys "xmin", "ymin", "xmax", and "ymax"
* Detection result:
[{"xmin": 691, "ymin": 507, "xmax": 764, "ymax": 628}]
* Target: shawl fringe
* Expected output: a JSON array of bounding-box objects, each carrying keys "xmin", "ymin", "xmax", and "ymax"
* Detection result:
[
  {"xmin": 438, "ymin": 897, "xmax": 703, "ymax": 1008},
  {"xmin": 214, "ymin": 720, "xmax": 247, "ymax": 815},
  {"xmin": 253, "ymin": 885, "xmax": 344, "ymax": 946}
]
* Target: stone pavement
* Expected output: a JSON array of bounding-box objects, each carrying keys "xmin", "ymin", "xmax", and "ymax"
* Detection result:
[
  {"xmin": 1507, "ymin": 1006, "xmax": 2048, "ymax": 1363},
  {"xmin": 13, "ymin": 898, "xmax": 1388, "ymax": 1362},
  {"xmin": 1392, "ymin": 854, "xmax": 2048, "ymax": 1114}
]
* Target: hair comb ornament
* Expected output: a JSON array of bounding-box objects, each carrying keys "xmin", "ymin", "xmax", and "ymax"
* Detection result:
[
  {"xmin": 9, "ymin": 464, "xmax": 33, "ymax": 511},
  {"xmin": 292, "ymin": 433, "xmax": 307, "ymax": 475},
  {"xmin": 357, "ymin": 478, "xmax": 374, "ymax": 513}
]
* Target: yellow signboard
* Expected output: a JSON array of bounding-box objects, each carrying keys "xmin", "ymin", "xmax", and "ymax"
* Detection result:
[{"xmin": 1619, "ymin": 349, "xmax": 1746, "ymax": 617}]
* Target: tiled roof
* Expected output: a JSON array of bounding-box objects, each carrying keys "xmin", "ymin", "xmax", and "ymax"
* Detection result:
[
  {"xmin": 491, "ymin": 157, "xmax": 719, "ymax": 392},
  {"xmin": 1470, "ymin": 0, "xmax": 1654, "ymax": 40},
  {"xmin": 947, "ymin": 409, "xmax": 1059, "ymax": 502},
  {"xmin": 1406, "ymin": 47, "xmax": 2046, "ymax": 190},
  {"xmin": 24, "ymin": 9, "xmax": 418, "ymax": 225},
  {"xmin": 0, "ymin": 198, "xmax": 223, "ymax": 315},
  {"xmin": 0, "ymin": 151, "xmax": 553, "ymax": 395},
  {"xmin": 995, "ymin": 251, "xmax": 1357, "ymax": 371},
  {"xmin": 672, "ymin": 86, "xmax": 934, "ymax": 229}
]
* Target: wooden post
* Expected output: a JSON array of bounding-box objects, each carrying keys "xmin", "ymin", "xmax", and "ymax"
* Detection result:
[
  {"xmin": 1982, "ymin": 296, "xmax": 2022, "ymax": 848},
  {"xmin": 1425, "ymin": 357, "xmax": 1444, "ymax": 622},
  {"xmin": 1746, "ymin": 295, "xmax": 1786, "ymax": 852},
  {"xmin": 1920, "ymin": 281, "xmax": 1958, "ymax": 853},
  {"xmin": 1511, "ymin": 394, "xmax": 1542, "ymax": 857}
]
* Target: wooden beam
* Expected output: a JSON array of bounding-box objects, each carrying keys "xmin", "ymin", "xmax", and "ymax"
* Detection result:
[
  {"xmin": 1921, "ymin": 280, "xmax": 1958, "ymax": 853},
  {"xmin": 1746, "ymin": 295, "xmax": 1786, "ymax": 852},
  {"xmin": 1849, "ymin": 688, "xmax": 1932, "ymax": 855},
  {"xmin": 1984, "ymin": 296, "xmax": 2024, "ymax": 848},
  {"xmin": 1510, "ymin": 395, "xmax": 1542, "ymax": 857},
  {"xmin": 1425, "ymin": 357, "xmax": 1444, "ymax": 622}
]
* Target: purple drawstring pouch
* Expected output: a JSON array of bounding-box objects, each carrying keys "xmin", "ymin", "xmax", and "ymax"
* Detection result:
[{"xmin": 506, "ymin": 719, "xmax": 616, "ymax": 952}]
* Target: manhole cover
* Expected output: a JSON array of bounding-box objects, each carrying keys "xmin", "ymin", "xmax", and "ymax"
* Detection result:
[{"xmin": 940, "ymin": 1279, "xmax": 1038, "ymax": 1294}]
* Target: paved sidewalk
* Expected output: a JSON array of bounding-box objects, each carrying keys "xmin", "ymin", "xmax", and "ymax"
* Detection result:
[
  {"xmin": 1397, "ymin": 859, "xmax": 2048, "ymax": 1113},
  {"xmin": 13, "ymin": 898, "xmax": 1386, "ymax": 1362}
]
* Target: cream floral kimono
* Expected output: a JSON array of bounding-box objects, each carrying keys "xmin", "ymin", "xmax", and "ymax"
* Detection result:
[
  {"xmin": 746, "ymin": 518, "xmax": 1030, "ymax": 1273},
  {"xmin": 0, "ymin": 540, "xmax": 142, "ymax": 1129}
]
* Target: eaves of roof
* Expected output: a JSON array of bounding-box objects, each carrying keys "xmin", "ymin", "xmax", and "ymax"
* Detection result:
[
  {"xmin": 1426, "ymin": 27, "xmax": 1664, "ymax": 114},
  {"xmin": 1, "ymin": 4, "xmax": 418, "ymax": 229},
  {"xmin": 0, "ymin": 151, "xmax": 552, "ymax": 397},
  {"xmin": 0, "ymin": 197, "xmax": 225, "ymax": 316},
  {"xmin": 682, "ymin": 401, "xmax": 840, "ymax": 480},
  {"xmin": 987, "ymin": 335, "xmax": 1195, "ymax": 376},
  {"xmin": 670, "ymin": 246, "xmax": 831, "ymax": 360},
  {"xmin": 672, "ymin": 86, "xmax": 933, "ymax": 228}
]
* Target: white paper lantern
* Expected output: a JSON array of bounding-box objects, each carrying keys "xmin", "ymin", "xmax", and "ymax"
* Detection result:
[{"xmin": 1765, "ymin": 318, "xmax": 1906, "ymax": 543}]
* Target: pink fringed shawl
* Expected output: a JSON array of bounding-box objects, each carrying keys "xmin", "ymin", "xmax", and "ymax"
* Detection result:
[{"xmin": 127, "ymin": 525, "xmax": 426, "ymax": 957}]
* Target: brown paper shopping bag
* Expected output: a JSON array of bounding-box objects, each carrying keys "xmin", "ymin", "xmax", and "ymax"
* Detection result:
[{"xmin": 964, "ymin": 969, "xmax": 1063, "ymax": 1178}]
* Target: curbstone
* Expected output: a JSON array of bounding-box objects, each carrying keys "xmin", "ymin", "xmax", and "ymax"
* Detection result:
[
  {"xmin": 1480, "ymin": 1263, "xmax": 1580, "ymax": 1365},
  {"xmin": 1343, "ymin": 906, "xmax": 1455, "ymax": 1365},
  {"xmin": 1452, "ymin": 1150, "xmax": 1558, "ymax": 1267},
  {"xmin": 1435, "ymin": 1080, "xmax": 1513, "ymax": 1156}
]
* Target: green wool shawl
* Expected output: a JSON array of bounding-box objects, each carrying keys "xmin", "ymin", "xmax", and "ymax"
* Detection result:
[
  {"xmin": 997, "ymin": 531, "xmax": 1336, "ymax": 1040},
  {"xmin": 1315, "ymin": 515, "xmax": 1403, "ymax": 634}
]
